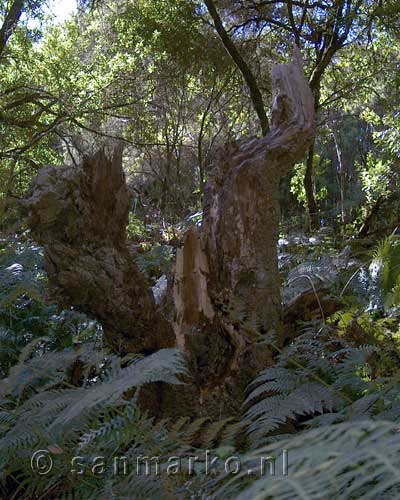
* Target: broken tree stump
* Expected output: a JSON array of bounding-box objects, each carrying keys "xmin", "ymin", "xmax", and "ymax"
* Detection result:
[
  {"xmin": 24, "ymin": 147, "xmax": 175, "ymax": 355},
  {"xmin": 173, "ymin": 48, "xmax": 315, "ymax": 414}
]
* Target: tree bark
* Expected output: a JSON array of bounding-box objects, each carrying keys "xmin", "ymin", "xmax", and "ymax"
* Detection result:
[
  {"xmin": 357, "ymin": 194, "xmax": 398, "ymax": 238},
  {"xmin": 304, "ymin": 141, "xmax": 319, "ymax": 230},
  {"xmin": 24, "ymin": 148, "xmax": 175, "ymax": 355},
  {"xmin": 0, "ymin": 0, "xmax": 24, "ymax": 58},
  {"xmin": 173, "ymin": 47, "xmax": 315, "ymax": 414}
]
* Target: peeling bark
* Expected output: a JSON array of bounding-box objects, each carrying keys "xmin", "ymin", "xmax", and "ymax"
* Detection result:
[
  {"xmin": 24, "ymin": 148, "xmax": 175, "ymax": 354},
  {"xmin": 173, "ymin": 48, "xmax": 315, "ymax": 413}
]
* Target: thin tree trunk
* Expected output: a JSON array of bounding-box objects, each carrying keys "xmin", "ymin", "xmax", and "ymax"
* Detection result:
[
  {"xmin": 204, "ymin": 0, "xmax": 269, "ymax": 136},
  {"xmin": 304, "ymin": 73, "xmax": 323, "ymax": 230},
  {"xmin": 0, "ymin": 0, "xmax": 24, "ymax": 58},
  {"xmin": 332, "ymin": 131, "xmax": 346, "ymax": 226},
  {"xmin": 304, "ymin": 141, "xmax": 319, "ymax": 230},
  {"xmin": 358, "ymin": 195, "xmax": 385, "ymax": 238}
]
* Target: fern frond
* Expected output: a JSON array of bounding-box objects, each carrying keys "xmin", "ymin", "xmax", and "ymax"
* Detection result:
[
  {"xmin": 245, "ymin": 382, "xmax": 335, "ymax": 439},
  {"xmin": 215, "ymin": 420, "xmax": 400, "ymax": 500}
]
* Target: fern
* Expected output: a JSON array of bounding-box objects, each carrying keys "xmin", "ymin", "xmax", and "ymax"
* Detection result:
[
  {"xmin": 214, "ymin": 420, "xmax": 400, "ymax": 500},
  {"xmin": 2, "ymin": 228, "xmax": 400, "ymax": 498},
  {"xmin": 245, "ymin": 382, "xmax": 336, "ymax": 439},
  {"xmin": 243, "ymin": 320, "xmax": 400, "ymax": 442},
  {"xmin": 0, "ymin": 344, "xmax": 189, "ymax": 499}
]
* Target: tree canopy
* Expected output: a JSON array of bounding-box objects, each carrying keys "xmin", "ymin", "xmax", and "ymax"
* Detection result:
[{"xmin": 1, "ymin": 1, "xmax": 400, "ymax": 499}]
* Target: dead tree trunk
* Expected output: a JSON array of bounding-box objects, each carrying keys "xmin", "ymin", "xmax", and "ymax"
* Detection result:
[
  {"xmin": 173, "ymin": 48, "xmax": 315, "ymax": 414},
  {"xmin": 24, "ymin": 148, "xmax": 175, "ymax": 355},
  {"xmin": 24, "ymin": 49, "xmax": 314, "ymax": 418}
]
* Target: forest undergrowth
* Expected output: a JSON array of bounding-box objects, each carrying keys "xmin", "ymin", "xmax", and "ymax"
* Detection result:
[{"xmin": 1, "ymin": 224, "xmax": 400, "ymax": 499}]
